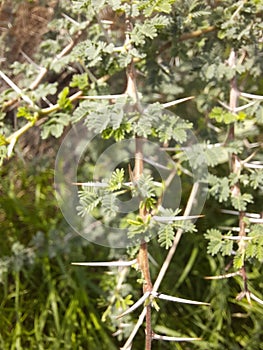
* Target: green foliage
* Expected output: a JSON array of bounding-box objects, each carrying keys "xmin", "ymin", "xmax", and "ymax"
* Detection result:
[
  {"xmin": 156, "ymin": 113, "xmax": 192, "ymax": 143},
  {"xmin": 70, "ymin": 73, "xmax": 89, "ymax": 91},
  {"xmin": 41, "ymin": 113, "xmax": 71, "ymax": 139},
  {"xmin": 0, "ymin": 159, "xmax": 118, "ymax": 349},
  {"xmin": 127, "ymin": 215, "xmax": 151, "ymax": 237},
  {"xmin": 57, "ymin": 87, "xmax": 72, "ymax": 110},
  {"xmin": 204, "ymin": 229, "xmax": 233, "ymax": 256},
  {"xmin": 83, "ymin": 99, "xmax": 126, "ymax": 133},
  {"xmin": 107, "ymin": 168, "xmax": 125, "ymax": 191},
  {"xmin": 249, "ymin": 169, "xmax": 263, "ymax": 189},
  {"xmin": 72, "ymin": 40, "xmax": 115, "ymax": 67},
  {"xmin": 17, "ymin": 106, "xmax": 36, "ymax": 121},
  {"xmin": 136, "ymin": 173, "xmax": 157, "ymax": 198},
  {"xmin": 209, "ymin": 107, "xmax": 238, "ymax": 124},
  {"xmin": 1, "ymin": 0, "xmax": 263, "ymax": 348},
  {"xmin": 207, "ymin": 174, "xmax": 231, "ymax": 202},
  {"xmin": 231, "ymin": 193, "xmax": 254, "ymax": 211},
  {"xmin": 138, "ymin": 0, "xmax": 175, "ymax": 16},
  {"xmin": 246, "ymin": 225, "xmax": 263, "ymax": 262},
  {"xmin": 77, "ymin": 187, "xmax": 101, "ymax": 217},
  {"xmin": 130, "ymin": 15, "xmax": 170, "ymax": 46},
  {"xmin": 32, "ymin": 82, "xmax": 58, "ymax": 101},
  {"xmin": 158, "ymin": 223, "xmax": 174, "ymax": 249},
  {"xmin": 102, "ymin": 122, "xmax": 132, "ymax": 141}
]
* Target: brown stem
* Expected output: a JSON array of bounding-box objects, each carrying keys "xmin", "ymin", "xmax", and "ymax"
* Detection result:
[
  {"xmin": 134, "ymin": 136, "xmax": 153, "ymax": 350},
  {"xmin": 158, "ymin": 26, "xmax": 216, "ymax": 55},
  {"xmin": 134, "ymin": 130, "xmax": 152, "ymax": 350},
  {"xmin": 133, "ymin": 136, "xmax": 144, "ymax": 181},
  {"xmin": 227, "ymin": 50, "xmax": 248, "ymax": 294},
  {"xmin": 138, "ymin": 240, "xmax": 153, "ymax": 350},
  {"xmin": 125, "ymin": 16, "xmax": 152, "ymax": 347}
]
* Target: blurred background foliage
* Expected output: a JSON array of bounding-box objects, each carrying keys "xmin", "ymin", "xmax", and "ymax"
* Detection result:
[{"xmin": 0, "ymin": 0, "xmax": 263, "ymax": 349}]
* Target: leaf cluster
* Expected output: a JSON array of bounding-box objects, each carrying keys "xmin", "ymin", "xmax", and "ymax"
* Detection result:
[{"xmin": 205, "ymin": 224, "xmax": 263, "ymax": 268}]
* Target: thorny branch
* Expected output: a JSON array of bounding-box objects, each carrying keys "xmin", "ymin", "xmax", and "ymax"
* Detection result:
[
  {"xmin": 124, "ymin": 15, "xmax": 153, "ymax": 348},
  {"xmin": 224, "ymin": 49, "xmax": 259, "ymax": 303},
  {"xmin": 121, "ymin": 183, "xmax": 201, "ymax": 350}
]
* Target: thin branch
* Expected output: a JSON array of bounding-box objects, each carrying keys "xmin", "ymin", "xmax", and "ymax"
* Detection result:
[
  {"xmin": 152, "ymin": 333, "xmax": 201, "ymax": 342},
  {"xmin": 217, "ymin": 99, "xmax": 256, "ymax": 113},
  {"xmin": 152, "ymin": 182, "xmax": 200, "ymax": 293},
  {"xmin": 124, "ymin": 16, "xmax": 152, "ymax": 349},
  {"xmin": 219, "ymin": 226, "xmax": 250, "ymax": 233},
  {"xmin": 41, "ymin": 90, "xmax": 83, "ymax": 115},
  {"xmin": 234, "ymin": 101, "xmax": 257, "ymax": 111},
  {"xmin": 30, "ymin": 31, "xmax": 84, "ymax": 91},
  {"xmin": 205, "ymin": 271, "xmax": 241, "ymax": 280},
  {"xmin": 244, "ymin": 162, "xmax": 263, "ymax": 169},
  {"xmin": 79, "ymin": 93, "xmax": 127, "ymax": 100},
  {"xmin": 221, "ymin": 209, "xmax": 261, "ymax": 218},
  {"xmin": 71, "ymin": 259, "xmax": 137, "ymax": 267},
  {"xmin": 162, "ymin": 96, "xmax": 194, "ymax": 108},
  {"xmin": 0, "ymin": 71, "xmax": 38, "ymax": 108},
  {"xmin": 240, "ymin": 92, "xmax": 263, "ymax": 100},
  {"xmin": 116, "ymin": 292, "xmax": 151, "ymax": 319},
  {"xmin": 221, "ymin": 235, "xmax": 253, "ymax": 241},
  {"xmin": 152, "ymin": 214, "xmax": 204, "ymax": 222},
  {"xmin": 179, "ymin": 26, "xmax": 215, "ymax": 41},
  {"xmin": 4, "ymin": 90, "xmax": 83, "ymax": 155},
  {"xmin": 121, "ymin": 183, "xmax": 200, "ymax": 349},
  {"xmin": 120, "ymin": 307, "xmax": 147, "ymax": 350},
  {"xmin": 250, "ymin": 292, "xmax": 263, "ymax": 305},
  {"xmin": 231, "ymin": 1, "xmax": 245, "ymax": 20},
  {"xmin": 72, "ymin": 181, "xmax": 108, "ymax": 187},
  {"xmin": 151, "ymin": 292, "xmax": 210, "ymax": 306},
  {"xmin": 241, "ymin": 149, "xmax": 259, "ymax": 165},
  {"xmin": 6, "ymin": 120, "xmax": 36, "ymax": 144},
  {"xmin": 158, "ymin": 26, "xmax": 216, "ymax": 55}
]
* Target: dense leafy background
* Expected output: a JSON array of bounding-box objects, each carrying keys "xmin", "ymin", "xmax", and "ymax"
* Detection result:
[{"xmin": 0, "ymin": 0, "xmax": 262, "ymax": 349}]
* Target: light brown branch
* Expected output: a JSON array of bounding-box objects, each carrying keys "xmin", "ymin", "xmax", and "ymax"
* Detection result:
[
  {"xmin": 152, "ymin": 182, "xmax": 200, "ymax": 292},
  {"xmin": 121, "ymin": 183, "xmax": 200, "ymax": 350},
  {"xmin": 227, "ymin": 49, "xmax": 250, "ymax": 295},
  {"xmin": 158, "ymin": 26, "xmax": 216, "ymax": 54}
]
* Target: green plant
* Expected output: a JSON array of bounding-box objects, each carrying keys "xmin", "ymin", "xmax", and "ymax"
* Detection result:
[{"xmin": 0, "ymin": 1, "xmax": 263, "ymax": 349}]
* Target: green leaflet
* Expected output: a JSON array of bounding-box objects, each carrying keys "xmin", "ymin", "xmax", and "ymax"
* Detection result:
[
  {"xmin": 231, "ymin": 193, "xmax": 254, "ymax": 211},
  {"xmin": 70, "ymin": 73, "xmax": 89, "ymax": 91},
  {"xmin": 101, "ymin": 193, "xmax": 119, "ymax": 219},
  {"xmin": 77, "ymin": 187, "xmax": 101, "ymax": 217},
  {"xmin": 72, "ymin": 40, "xmax": 114, "ymax": 67},
  {"xmin": 79, "ymin": 99, "xmax": 127, "ymax": 133},
  {"xmin": 41, "ymin": 113, "xmax": 71, "ymax": 139},
  {"xmin": 158, "ymin": 224, "xmax": 174, "ymax": 249},
  {"xmin": 57, "ymin": 87, "xmax": 72, "ymax": 110},
  {"xmin": 138, "ymin": 0, "xmax": 175, "ymax": 16},
  {"xmin": 187, "ymin": 144, "xmax": 228, "ymax": 170},
  {"xmin": 136, "ymin": 174, "xmax": 157, "ymax": 198},
  {"xmin": 107, "ymin": 168, "xmax": 125, "ymax": 191},
  {"xmin": 209, "ymin": 107, "xmax": 237, "ymax": 125},
  {"xmin": 130, "ymin": 15, "xmax": 170, "ymax": 46},
  {"xmin": 249, "ymin": 170, "xmax": 263, "ymax": 189},
  {"xmin": 207, "ymin": 174, "xmax": 231, "ymax": 203},
  {"xmin": 233, "ymin": 253, "xmax": 244, "ymax": 270},
  {"xmin": 204, "ymin": 229, "xmax": 233, "ymax": 257},
  {"xmin": 156, "ymin": 114, "xmax": 192, "ymax": 144},
  {"xmin": 246, "ymin": 225, "xmax": 263, "ymax": 262}
]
